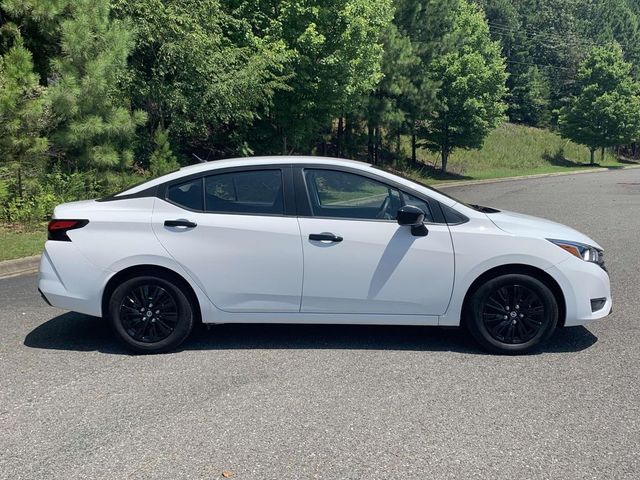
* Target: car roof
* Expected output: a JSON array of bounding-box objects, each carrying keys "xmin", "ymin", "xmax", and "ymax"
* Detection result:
[{"xmin": 117, "ymin": 155, "xmax": 458, "ymax": 207}]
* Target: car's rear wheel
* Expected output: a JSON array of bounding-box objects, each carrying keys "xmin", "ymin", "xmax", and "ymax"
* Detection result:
[
  {"xmin": 465, "ymin": 274, "xmax": 558, "ymax": 354},
  {"xmin": 108, "ymin": 275, "xmax": 194, "ymax": 353}
]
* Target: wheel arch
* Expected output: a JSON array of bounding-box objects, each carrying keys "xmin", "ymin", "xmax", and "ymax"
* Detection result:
[
  {"xmin": 461, "ymin": 264, "xmax": 567, "ymax": 328},
  {"xmin": 101, "ymin": 264, "xmax": 202, "ymax": 322}
]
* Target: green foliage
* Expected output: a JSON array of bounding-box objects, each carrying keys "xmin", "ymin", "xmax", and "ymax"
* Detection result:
[
  {"xmin": 112, "ymin": 0, "xmax": 289, "ymax": 158},
  {"xmin": 559, "ymin": 44, "xmax": 640, "ymax": 163},
  {"xmin": 149, "ymin": 127, "xmax": 179, "ymax": 177},
  {"xmin": 362, "ymin": 0, "xmax": 459, "ymax": 165},
  {"xmin": 508, "ymin": 66, "xmax": 550, "ymax": 126},
  {"xmin": 419, "ymin": 0, "xmax": 508, "ymax": 172},
  {"xmin": 47, "ymin": 0, "xmax": 147, "ymax": 172},
  {"xmin": 0, "ymin": 31, "xmax": 49, "ymax": 191},
  {"xmin": 247, "ymin": 0, "xmax": 394, "ymax": 153}
]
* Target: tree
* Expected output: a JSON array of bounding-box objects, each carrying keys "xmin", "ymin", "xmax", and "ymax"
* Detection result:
[
  {"xmin": 244, "ymin": 0, "xmax": 393, "ymax": 154},
  {"xmin": 509, "ymin": 65, "xmax": 551, "ymax": 126},
  {"xmin": 0, "ymin": 29, "xmax": 49, "ymax": 198},
  {"xmin": 361, "ymin": 21, "xmax": 414, "ymax": 164},
  {"xmin": 394, "ymin": 0, "xmax": 460, "ymax": 165},
  {"xmin": 112, "ymin": 0, "xmax": 289, "ymax": 160},
  {"xmin": 558, "ymin": 44, "xmax": 640, "ymax": 165},
  {"xmin": 46, "ymin": 0, "xmax": 146, "ymax": 173},
  {"xmin": 419, "ymin": 0, "xmax": 508, "ymax": 172},
  {"xmin": 148, "ymin": 127, "xmax": 179, "ymax": 177}
]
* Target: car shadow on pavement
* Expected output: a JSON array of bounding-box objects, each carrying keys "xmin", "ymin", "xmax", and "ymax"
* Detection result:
[{"xmin": 24, "ymin": 311, "xmax": 598, "ymax": 355}]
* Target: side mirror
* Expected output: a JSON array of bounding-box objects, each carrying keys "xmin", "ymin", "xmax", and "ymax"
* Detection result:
[{"xmin": 396, "ymin": 205, "xmax": 428, "ymax": 236}]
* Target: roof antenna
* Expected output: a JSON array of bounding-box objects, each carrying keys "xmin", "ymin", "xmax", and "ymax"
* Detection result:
[{"xmin": 192, "ymin": 153, "xmax": 206, "ymax": 163}]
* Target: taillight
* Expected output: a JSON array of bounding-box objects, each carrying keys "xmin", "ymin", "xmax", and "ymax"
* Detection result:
[{"xmin": 47, "ymin": 219, "xmax": 89, "ymax": 241}]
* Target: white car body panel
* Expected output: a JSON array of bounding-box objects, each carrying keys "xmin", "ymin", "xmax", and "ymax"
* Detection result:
[
  {"xmin": 38, "ymin": 156, "xmax": 612, "ymax": 332},
  {"xmin": 486, "ymin": 209, "xmax": 603, "ymax": 249},
  {"xmin": 297, "ymin": 217, "xmax": 453, "ymax": 316},
  {"xmin": 151, "ymin": 198, "xmax": 304, "ymax": 312}
]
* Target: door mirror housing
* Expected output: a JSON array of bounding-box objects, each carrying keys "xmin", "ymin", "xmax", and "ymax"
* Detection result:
[{"xmin": 396, "ymin": 205, "xmax": 428, "ymax": 236}]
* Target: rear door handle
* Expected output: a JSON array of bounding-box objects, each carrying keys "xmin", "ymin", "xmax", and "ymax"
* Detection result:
[
  {"xmin": 309, "ymin": 233, "xmax": 343, "ymax": 243},
  {"xmin": 164, "ymin": 220, "xmax": 197, "ymax": 228}
]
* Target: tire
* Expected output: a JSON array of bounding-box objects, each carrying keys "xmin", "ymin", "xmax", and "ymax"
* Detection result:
[
  {"xmin": 465, "ymin": 274, "xmax": 558, "ymax": 354},
  {"xmin": 108, "ymin": 275, "xmax": 194, "ymax": 353}
]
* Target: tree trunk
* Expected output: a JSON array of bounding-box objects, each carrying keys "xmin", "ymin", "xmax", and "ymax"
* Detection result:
[
  {"xmin": 600, "ymin": 146, "xmax": 605, "ymax": 163},
  {"xmin": 344, "ymin": 114, "xmax": 351, "ymax": 158},
  {"xmin": 373, "ymin": 127, "xmax": 379, "ymax": 165},
  {"xmin": 441, "ymin": 146, "xmax": 449, "ymax": 173},
  {"xmin": 17, "ymin": 166, "xmax": 22, "ymax": 199},
  {"xmin": 336, "ymin": 116, "xmax": 344, "ymax": 157},
  {"xmin": 411, "ymin": 126, "xmax": 417, "ymax": 167},
  {"xmin": 282, "ymin": 134, "xmax": 287, "ymax": 155},
  {"xmin": 367, "ymin": 123, "xmax": 374, "ymax": 164},
  {"xmin": 589, "ymin": 148, "xmax": 595, "ymax": 165}
]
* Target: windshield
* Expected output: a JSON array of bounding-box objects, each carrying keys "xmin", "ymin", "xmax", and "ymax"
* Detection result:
[{"xmin": 372, "ymin": 166, "xmax": 500, "ymax": 213}]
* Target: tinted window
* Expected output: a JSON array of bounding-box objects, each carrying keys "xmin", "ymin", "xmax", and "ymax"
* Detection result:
[
  {"xmin": 305, "ymin": 169, "xmax": 401, "ymax": 220},
  {"xmin": 166, "ymin": 178, "xmax": 203, "ymax": 210},
  {"xmin": 205, "ymin": 170, "xmax": 284, "ymax": 215},
  {"xmin": 401, "ymin": 192, "xmax": 434, "ymax": 222}
]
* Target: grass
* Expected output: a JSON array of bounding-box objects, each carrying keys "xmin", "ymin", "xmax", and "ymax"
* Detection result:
[
  {"xmin": 398, "ymin": 123, "xmax": 634, "ymax": 183},
  {"xmin": 0, "ymin": 226, "xmax": 46, "ymax": 262}
]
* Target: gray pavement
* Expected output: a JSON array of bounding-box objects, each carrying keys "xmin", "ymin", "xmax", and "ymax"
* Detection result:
[{"xmin": 1, "ymin": 168, "xmax": 639, "ymax": 479}]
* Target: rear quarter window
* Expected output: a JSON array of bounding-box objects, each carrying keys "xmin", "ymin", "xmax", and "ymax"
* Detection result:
[{"xmin": 166, "ymin": 178, "xmax": 203, "ymax": 210}]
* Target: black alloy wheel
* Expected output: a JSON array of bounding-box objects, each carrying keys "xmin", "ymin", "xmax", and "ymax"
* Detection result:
[
  {"xmin": 109, "ymin": 275, "xmax": 194, "ymax": 353},
  {"xmin": 465, "ymin": 274, "xmax": 558, "ymax": 354},
  {"xmin": 120, "ymin": 284, "xmax": 179, "ymax": 343},
  {"xmin": 481, "ymin": 284, "xmax": 546, "ymax": 344}
]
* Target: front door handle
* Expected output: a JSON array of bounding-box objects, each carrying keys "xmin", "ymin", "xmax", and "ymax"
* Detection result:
[
  {"xmin": 164, "ymin": 219, "xmax": 197, "ymax": 228},
  {"xmin": 309, "ymin": 233, "xmax": 343, "ymax": 243}
]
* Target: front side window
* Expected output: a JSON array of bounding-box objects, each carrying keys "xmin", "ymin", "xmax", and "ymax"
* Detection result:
[
  {"xmin": 205, "ymin": 169, "xmax": 284, "ymax": 215},
  {"xmin": 401, "ymin": 192, "xmax": 434, "ymax": 222},
  {"xmin": 166, "ymin": 178, "xmax": 203, "ymax": 210},
  {"xmin": 304, "ymin": 169, "xmax": 401, "ymax": 220}
]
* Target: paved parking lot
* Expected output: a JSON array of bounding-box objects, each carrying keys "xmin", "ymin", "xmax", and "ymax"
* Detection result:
[{"xmin": 1, "ymin": 168, "xmax": 639, "ymax": 479}]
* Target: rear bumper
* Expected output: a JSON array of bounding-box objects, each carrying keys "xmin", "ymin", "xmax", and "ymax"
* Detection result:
[
  {"xmin": 38, "ymin": 242, "xmax": 105, "ymax": 317},
  {"xmin": 546, "ymin": 258, "xmax": 612, "ymax": 326}
]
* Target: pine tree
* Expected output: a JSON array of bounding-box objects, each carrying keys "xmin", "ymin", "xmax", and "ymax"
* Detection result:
[
  {"xmin": 0, "ymin": 29, "xmax": 49, "ymax": 197},
  {"xmin": 47, "ymin": 0, "xmax": 146, "ymax": 172},
  {"xmin": 394, "ymin": 0, "xmax": 460, "ymax": 165},
  {"xmin": 149, "ymin": 127, "xmax": 179, "ymax": 177}
]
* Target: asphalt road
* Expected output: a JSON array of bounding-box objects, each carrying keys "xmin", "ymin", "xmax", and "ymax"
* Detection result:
[{"xmin": 1, "ymin": 168, "xmax": 639, "ymax": 480}]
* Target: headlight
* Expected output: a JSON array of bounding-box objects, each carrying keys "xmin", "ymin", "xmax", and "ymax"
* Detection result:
[{"xmin": 547, "ymin": 239, "xmax": 605, "ymax": 269}]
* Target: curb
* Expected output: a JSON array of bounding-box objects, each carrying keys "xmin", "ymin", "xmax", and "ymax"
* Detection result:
[
  {"xmin": 435, "ymin": 164, "xmax": 640, "ymax": 189},
  {"xmin": 0, "ymin": 255, "xmax": 41, "ymax": 279}
]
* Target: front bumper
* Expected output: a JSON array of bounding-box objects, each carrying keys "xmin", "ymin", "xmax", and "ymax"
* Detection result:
[{"xmin": 546, "ymin": 257, "xmax": 612, "ymax": 326}]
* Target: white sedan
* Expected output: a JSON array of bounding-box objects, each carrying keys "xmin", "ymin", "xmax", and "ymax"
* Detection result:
[{"xmin": 38, "ymin": 157, "xmax": 611, "ymax": 354}]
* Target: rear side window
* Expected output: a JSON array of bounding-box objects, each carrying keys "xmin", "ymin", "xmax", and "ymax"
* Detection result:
[
  {"xmin": 166, "ymin": 178, "xmax": 203, "ymax": 210},
  {"xmin": 205, "ymin": 169, "xmax": 284, "ymax": 215}
]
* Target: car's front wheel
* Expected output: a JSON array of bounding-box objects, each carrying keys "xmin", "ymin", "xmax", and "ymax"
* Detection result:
[
  {"xmin": 108, "ymin": 275, "xmax": 194, "ymax": 353},
  {"xmin": 465, "ymin": 274, "xmax": 558, "ymax": 354}
]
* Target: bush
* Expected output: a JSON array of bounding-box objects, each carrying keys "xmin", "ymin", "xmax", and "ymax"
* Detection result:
[{"xmin": 4, "ymin": 191, "xmax": 59, "ymax": 226}]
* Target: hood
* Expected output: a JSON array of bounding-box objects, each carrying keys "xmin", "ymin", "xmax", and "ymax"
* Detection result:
[{"xmin": 485, "ymin": 209, "xmax": 603, "ymax": 250}]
